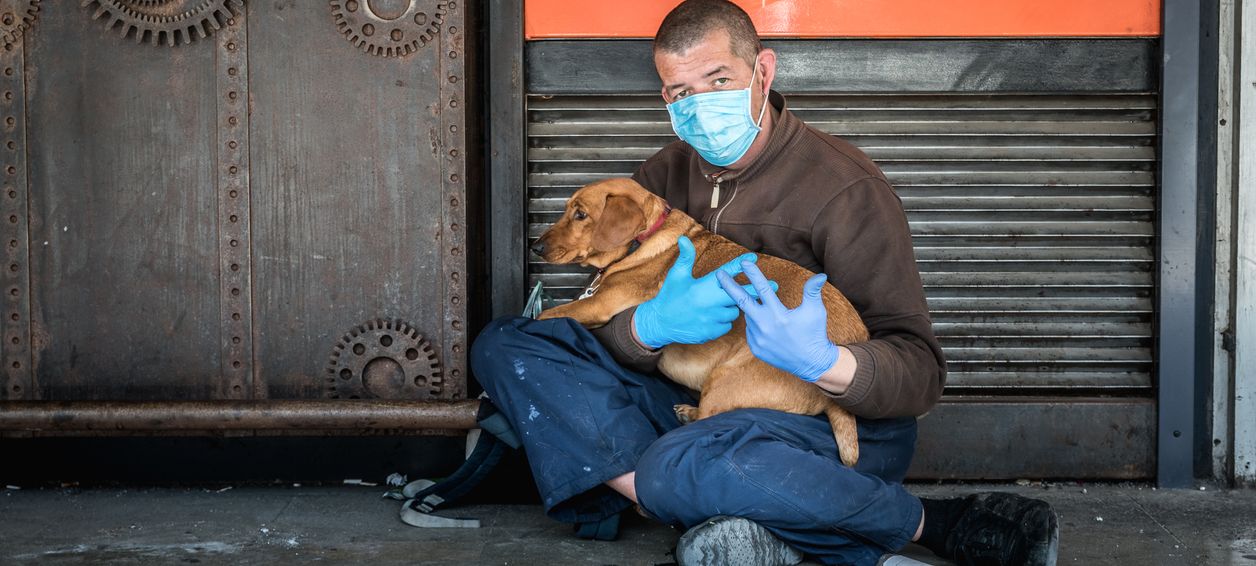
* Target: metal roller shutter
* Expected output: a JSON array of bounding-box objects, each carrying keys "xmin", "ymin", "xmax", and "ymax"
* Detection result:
[{"xmin": 527, "ymin": 93, "xmax": 1155, "ymax": 396}]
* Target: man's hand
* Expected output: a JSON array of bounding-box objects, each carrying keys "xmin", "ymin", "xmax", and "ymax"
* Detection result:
[
  {"xmin": 633, "ymin": 236, "xmax": 771, "ymax": 349},
  {"xmin": 716, "ymin": 261, "xmax": 839, "ymax": 382}
]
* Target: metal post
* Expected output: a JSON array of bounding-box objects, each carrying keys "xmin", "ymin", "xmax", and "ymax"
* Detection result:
[
  {"xmin": 1211, "ymin": 0, "xmax": 1238, "ymax": 483},
  {"xmin": 487, "ymin": 0, "xmax": 526, "ymax": 320},
  {"xmin": 1159, "ymin": 0, "xmax": 1203, "ymax": 488},
  {"xmin": 1234, "ymin": 0, "xmax": 1256, "ymax": 486},
  {"xmin": 0, "ymin": 400, "xmax": 481, "ymax": 434}
]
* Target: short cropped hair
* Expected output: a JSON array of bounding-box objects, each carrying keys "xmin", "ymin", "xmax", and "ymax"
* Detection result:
[{"xmin": 653, "ymin": 0, "xmax": 762, "ymax": 68}]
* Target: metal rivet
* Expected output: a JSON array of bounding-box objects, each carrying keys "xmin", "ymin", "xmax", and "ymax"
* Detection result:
[
  {"xmin": 452, "ymin": 369, "xmax": 461, "ymax": 378},
  {"xmin": 10, "ymin": 361, "xmax": 18, "ymax": 369},
  {"xmin": 451, "ymin": 295, "xmax": 460, "ymax": 305},
  {"xmin": 8, "ymin": 263, "xmax": 16, "ymax": 271},
  {"xmin": 9, "ymin": 312, "xmax": 17, "ymax": 321},
  {"xmin": 3, "ymin": 68, "xmax": 12, "ymax": 76},
  {"xmin": 229, "ymin": 190, "xmax": 239, "ymax": 198},
  {"xmin": 230, "ymin": 239, "xmax": 239, "ymax": 247},
  {"xmin": 228, "ymin": 116, "xmax": 238, "ymax": 126},
  {"xmin": 226, "ymin": 42, "xmax": 237, "ymax": 51},
  {"xmin": 230, "ymin": 263, "xmax": 239, "ymax": 271},
  {"xmin": 229, "ymin": 165, "xmax": 238, "ymax": 174},
  {"xmin": 232, "ymin": 384, "xmax": 242, "ymax": 392},
  {"xmin": 232, "ymin": 360, "xmax": 242, "ymax": 369},
  {"xmin": 228, "ymin": 91, "xmax": 238, "ymax": 100},
  {"xmin": 6, "ymin": 166, "xmax": 14, "ymax": 175},
  {"xmin": 6, "ymin": 190, "xmax": 14, "ymax": 199},
  {"xmin": 449, "ymin": 149, "xmax": 459, "ymax": 157},
  {"xmin": 448, "ymin": 51, "xmax": 457, "ymax": 59},
  {"xmin": 449, "ymin": 99, "xmax": 458, "ymax": 108},
  {"xmin": 449, "ymin": 26, "xmax": 458, "ymax": 34},
  {"xmin": 452, "ymin": 344, "xmax": 461, "ymax": 353},
  {"xmin": 232, "ymin": 336, "xmax": 241, "ymax": 344},
  {"xmin": 448, "ymin": 76, "xmax": 457, "ymax": 83},
  {"xmin": 449, "ymin": 174, "xmax": 459, "ymax": 182},
  {"xmin": 6, "ymin": 141, "xmax": 13, "ymax": 150},
  {"xmin": 229, "ymin": 214, "xmax": 238, "ymax": 223},
  {"xmin": 232, "ymin": 313, "xmax": 241, "ymax": 321},
  {"xmin": 362, "ymin": 23, "xmax": 375, "ymax": 37},
  {"xmin": 450, "ymin": 198, "xmax": 459, "ymax": 207},
  {"xmin": 228, "ymin": 140, "xmax": 238, "ymax": 149},
  {"xmin": 228, "ymin": 67, "xmax": 238, "ymax": 76},
  {"xmin": 449, "ymin": 125, "xmax": 457, "ymax": 133},
  {"xmin": 390, "ymin": 29, "xmax": 403, "ymax": 41},
  {"xmin": 6, "ymin": 215, "xmax": 14, "ymax": 224},
  {"xmin": 231, "ymin": 288, "xmax": 240, "ymax": 296}
]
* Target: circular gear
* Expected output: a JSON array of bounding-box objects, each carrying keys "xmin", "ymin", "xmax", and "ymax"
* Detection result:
[
  {"xmin": 0, "ymin": 1, "xmax": 40, "ymax": 47},
  {"xmin": 326, "ymin": 318, "xmax": 443, "ymax": 400},
  {"xmin": 330, "ymin": 0, "xmax": 449, "ymax": 57},
  {"xmin": 81, "ymin": 0, "xmax": 243, "ymax": 47}
]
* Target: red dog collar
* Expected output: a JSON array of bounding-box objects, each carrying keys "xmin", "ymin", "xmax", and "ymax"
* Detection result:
[{"xmin": 635, "ymin": 205, "xmax": 672, "ymax": 243}]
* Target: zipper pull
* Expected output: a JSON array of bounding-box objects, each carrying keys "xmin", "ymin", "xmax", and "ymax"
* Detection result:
[{"xmin": 710, "ymin": 179, "xmax": 721, "ymax": 209}]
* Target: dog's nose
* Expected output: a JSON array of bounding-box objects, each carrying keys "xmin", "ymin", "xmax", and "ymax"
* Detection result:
[{"xmin": 530, "ymin": 239, "xmax": 547, "ymax": 256}]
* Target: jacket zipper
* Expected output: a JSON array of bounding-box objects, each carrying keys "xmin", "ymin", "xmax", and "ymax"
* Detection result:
[{"xmin": 711, "ymin": 179, "xmax": 739, "ymax": 236}]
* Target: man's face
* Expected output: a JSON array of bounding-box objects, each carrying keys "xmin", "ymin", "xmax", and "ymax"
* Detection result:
[{"xmin": 654, "ymin": 29, "xmax": 767, "ymax": 112}]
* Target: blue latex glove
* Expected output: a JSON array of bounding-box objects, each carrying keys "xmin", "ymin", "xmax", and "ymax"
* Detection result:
[
  {"xmin": 634, "ymin": 236, "xmax": 771, "ymax": 349},
  {"xmin": 716, "ymin": 260, "xmax": 839, "ymax": 382}
]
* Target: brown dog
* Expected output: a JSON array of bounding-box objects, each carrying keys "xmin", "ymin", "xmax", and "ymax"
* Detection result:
[{"xmin": 533, "ymin": 178, "xmax": 867, "ymax": 466}]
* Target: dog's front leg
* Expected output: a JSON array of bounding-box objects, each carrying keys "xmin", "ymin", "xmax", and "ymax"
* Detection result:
[{"xmin": 538, "ymin": 285, "xmax": 651, "ymax": 329}]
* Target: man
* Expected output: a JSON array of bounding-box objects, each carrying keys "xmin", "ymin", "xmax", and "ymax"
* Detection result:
[{"xmin": 471, "ymin": 1, "xmax": 1059, "ymax": 564}]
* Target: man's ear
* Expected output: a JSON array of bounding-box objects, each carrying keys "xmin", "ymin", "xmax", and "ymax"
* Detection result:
[{"xmin": 591, "ymin": 195, "xmax": 645, "ymax": 253}]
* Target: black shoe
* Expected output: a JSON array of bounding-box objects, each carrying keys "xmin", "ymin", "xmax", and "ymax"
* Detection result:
[
  {"xmin": 945, "ymin": 493, "xmax": 1059, "ymax": 566},
  {"xmin": 675, "ymin": 516, "xmax": 803, "ymax": 566}
]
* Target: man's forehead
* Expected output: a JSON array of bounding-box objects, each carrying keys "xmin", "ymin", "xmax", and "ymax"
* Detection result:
[{"xmin": 654, "ymin": 29, "xmax": 747, "ymax": 75}]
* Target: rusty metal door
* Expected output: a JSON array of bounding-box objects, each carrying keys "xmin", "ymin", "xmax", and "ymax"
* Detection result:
[{"xmin": 1, "ymin": 1, "xmax": 470, "ymax": 422}]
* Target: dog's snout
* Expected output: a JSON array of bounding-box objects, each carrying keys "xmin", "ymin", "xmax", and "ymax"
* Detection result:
[{"xmin": 530, "ymin": 239, "xmax": 547, "ymax": 257}]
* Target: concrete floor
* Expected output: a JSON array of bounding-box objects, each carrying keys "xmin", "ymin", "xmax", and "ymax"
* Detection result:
[{"xmin": 1, "ymin": 483, "xmax": 1254, "ymax": 565}]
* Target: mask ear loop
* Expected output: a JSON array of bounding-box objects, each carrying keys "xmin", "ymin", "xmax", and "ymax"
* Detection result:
[{"xmin": 750, "ymin": 60, "xmax": 769, "ymax": 128}]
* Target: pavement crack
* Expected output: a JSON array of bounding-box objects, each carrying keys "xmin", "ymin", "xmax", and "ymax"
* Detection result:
[
  {"xmin": 271, "ymin": 497, "xmax": 295, "ymax": 524},
  {"xmin": 1125, "ymin": 494, "xmax": 1185, "ymax": 548}
]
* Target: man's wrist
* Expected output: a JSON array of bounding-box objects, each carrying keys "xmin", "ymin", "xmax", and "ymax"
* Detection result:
[
  {"xmin": 630, "ymin": 310, "xmax": 661, "ymax": 351},
  {"xmin": 813, "ymin": 345, "xmax": 856, "ymax": 394}
]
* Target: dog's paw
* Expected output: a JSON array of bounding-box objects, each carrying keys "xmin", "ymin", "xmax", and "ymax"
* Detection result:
[{"xmin": 674, "ymin": 404, "xmax": 699, "ymax": 424}]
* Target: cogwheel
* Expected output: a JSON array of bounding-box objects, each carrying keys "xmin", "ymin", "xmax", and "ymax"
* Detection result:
[
  {"xmin": 326, "ymin": 318, "xmax": 443, "ymax": 400},
  {"xmin": 81, "ymin": 0, "xmax": 243, "ymax": 47},
  {"xmin": 0, "ymin": 1, "xmax": 40, "ymax": 47},
  {"xmin": 330, "ymin": 0, "xmax": 448, "ymax": 57}
]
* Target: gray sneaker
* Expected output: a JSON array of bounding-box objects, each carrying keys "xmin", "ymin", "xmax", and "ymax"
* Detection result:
[{"xmin": 676, "ymin": 516, "xmax": 804, "ymax": 566}]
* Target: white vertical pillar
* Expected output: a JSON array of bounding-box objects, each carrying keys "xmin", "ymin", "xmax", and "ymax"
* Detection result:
[
  {"xmin": 1213, "ymin": 0, "xmax": 1238, "ymax": 482},
  {"xmin": 1233, "ymin": 0, "xmax": 1256, "ymax": 486}
]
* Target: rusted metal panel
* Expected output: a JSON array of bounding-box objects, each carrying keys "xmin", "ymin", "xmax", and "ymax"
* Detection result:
[
  {"xmin": 248, "ymin": 1, "xmax": 466, "ymax": 401},
  {"xmin": 1, "ymin": 14, "xmax": 32, "ymax": 401},
  {"xmin": 0, "ymin": 0, "xmax": 469, "ymax": 416},
  {"xmin": 26, "ymin": 4, "xmax": 225, "ymax": 399},
  {"xmin": 908, "ymin": 398, "xmax": 1156, "ymax": 479}
]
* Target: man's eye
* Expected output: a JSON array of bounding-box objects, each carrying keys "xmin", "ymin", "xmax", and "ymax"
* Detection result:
[
  {"xmin": 674, "ymin": 90, "xmax": 690, "ymax": 100},
  {"xmin": 574, "ymin": 210, "xmax": 588, "ymax": 220},
  {"xmin": 713, "ymin": 78, "xmax": 730, "ymax": 87}
]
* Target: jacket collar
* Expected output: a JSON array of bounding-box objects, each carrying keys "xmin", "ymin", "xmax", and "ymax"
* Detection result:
[{"xmin": 696, "ymin": 90, "xmax": 799, "ymax": 184}]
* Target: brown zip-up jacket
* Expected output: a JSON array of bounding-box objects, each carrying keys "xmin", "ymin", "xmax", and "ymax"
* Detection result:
[{"xmin": 590, "ymin": 91, "xmax": 946, "ymax": 419}]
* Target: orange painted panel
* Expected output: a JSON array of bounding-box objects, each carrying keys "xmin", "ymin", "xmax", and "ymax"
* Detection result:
[{"xmin": 525, "ymin": 0, "xmax": 1161, "ymax": 39}]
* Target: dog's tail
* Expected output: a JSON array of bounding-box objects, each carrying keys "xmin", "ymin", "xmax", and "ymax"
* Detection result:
[{"xmin": 825, "ymin": 405, "xmax": 860, "ymax": 467}]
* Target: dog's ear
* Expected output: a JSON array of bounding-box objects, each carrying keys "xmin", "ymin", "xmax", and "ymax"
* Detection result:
[{"xmin": 591, "ymin": 194, "xmax": 644, "ymax": 253}]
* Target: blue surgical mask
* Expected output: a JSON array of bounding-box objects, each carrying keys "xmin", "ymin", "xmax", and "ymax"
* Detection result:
[{"xmin": 666, "ymin": 63, "xmax": 768, "ymax": 167}]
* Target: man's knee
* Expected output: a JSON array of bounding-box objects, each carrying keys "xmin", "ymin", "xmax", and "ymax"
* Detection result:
[
  {"xmin": 636, "ymin": 415, "xmax": 759, "ymax": 525},
  {"xmin": 470, "ymin": 316, "xmax": 535, "ymax": 388}
]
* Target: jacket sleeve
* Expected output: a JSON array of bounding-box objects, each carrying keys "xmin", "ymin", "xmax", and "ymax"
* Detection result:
[{"xmin": 811, "ymin": 177, "xmax": 947, "ymax": 418}]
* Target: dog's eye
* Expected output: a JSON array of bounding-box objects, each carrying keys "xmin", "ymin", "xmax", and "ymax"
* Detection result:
[{"xmin": 573, "ymin": 210, "xmax": 588, "ymax": 220}]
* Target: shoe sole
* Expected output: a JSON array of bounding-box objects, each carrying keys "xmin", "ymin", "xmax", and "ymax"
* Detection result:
[{"xmin": 676, "ymin": 516, "xmax": 803, "ymax": 566}]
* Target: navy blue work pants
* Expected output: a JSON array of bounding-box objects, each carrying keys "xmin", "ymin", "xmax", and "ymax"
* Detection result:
[{"xmin": 470, "ymin": 316, "xmax": 923, "ymax": 566}]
